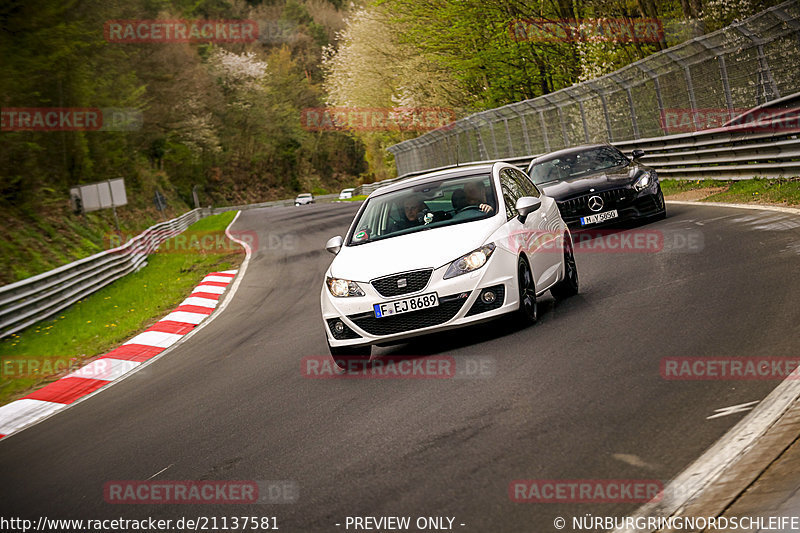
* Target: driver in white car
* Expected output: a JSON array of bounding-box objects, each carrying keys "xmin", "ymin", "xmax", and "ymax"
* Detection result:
[{"xmin": 463, "ymin": 181, "xmax": 495, "ymax": 213}]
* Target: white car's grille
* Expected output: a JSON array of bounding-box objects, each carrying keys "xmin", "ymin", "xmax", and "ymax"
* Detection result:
[{"xmin": 371, "ymin": 269, "xmax": 433, "ymax": 297}]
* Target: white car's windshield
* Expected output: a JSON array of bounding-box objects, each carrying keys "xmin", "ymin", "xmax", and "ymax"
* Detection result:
[
  {"xmin": 529, "ymin": 146, "xmax": 629, "ymax": 185},
  {"xmin": 347, "ymin": 174, "xmax": 497, "ymax": 246}
]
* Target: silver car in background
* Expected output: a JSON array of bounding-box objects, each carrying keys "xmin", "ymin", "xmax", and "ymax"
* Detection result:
[{"xmin": 295, "ymin": 193, "xmax": 314, "ymax": 206}]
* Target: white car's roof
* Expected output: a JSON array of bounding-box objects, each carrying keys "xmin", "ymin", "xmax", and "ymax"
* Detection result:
[
  {"xmin": 370, "ymin": 164, "xmax": 495, "ymax": 198},
  {"xmin": 297, "ymin": 193, "xmax": 312, "ymax": 197}
]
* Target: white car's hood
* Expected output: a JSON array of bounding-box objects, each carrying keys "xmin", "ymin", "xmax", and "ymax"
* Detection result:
[{"xmin": 329, "ymin": 217, "xmax": 501, "ymax": 281}]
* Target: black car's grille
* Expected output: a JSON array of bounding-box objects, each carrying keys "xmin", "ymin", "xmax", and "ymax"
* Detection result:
[
  {"xmin": 371, "ymin": 269, "xmax": 433, "ymax": 297},
  {"xmin": 466, "ymin": 285, "xmax": 506, "ymax": 317},
  {"xmin": 558, "ymin": 188, "xmax": 631, "ymax": 217},
  {"xmin": 348, "ymin": 293, "xmax": 469, "ymax": 336},
  {"xmin": 326, "ymin": 318, "xmax": 362, "ymax": 340}
]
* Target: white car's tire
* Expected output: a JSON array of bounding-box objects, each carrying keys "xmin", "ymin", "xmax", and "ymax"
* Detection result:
[
  {"xmin": 516, "ymin": 256, "xmax": 538, "ymax": 325},
  {"xmin": 550, "ymin": 234, "xmax": 579, "ymax": 300}
]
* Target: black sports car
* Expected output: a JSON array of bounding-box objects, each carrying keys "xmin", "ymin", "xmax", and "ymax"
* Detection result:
[{"xmin": 525, "ymin": 144, "xmax": 666, "ymax": 228}]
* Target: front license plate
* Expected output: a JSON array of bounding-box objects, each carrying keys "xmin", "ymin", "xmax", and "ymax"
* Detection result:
[
  {"xmin": 374, "ymin": 292, "xmax": 439, "ymax": 318},
  {"xmin": 581, "ymin": 209, "xmax": 619, "ymax": 226}
]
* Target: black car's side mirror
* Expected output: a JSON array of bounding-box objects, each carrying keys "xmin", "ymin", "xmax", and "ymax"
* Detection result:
[{"xmin": 631, "ymin": 149, "xmax": 645, "ymax": 160}]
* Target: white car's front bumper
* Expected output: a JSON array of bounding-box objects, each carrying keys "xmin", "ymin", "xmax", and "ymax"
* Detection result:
[{"xmin": 321, "ymin": 247, "xmax": 521, "ymax": 348}]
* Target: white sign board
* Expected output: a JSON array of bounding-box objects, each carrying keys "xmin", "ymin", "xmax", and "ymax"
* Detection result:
[{"xmin": 70, "ymin": 178, "xmax": 127, "ymax": 213}]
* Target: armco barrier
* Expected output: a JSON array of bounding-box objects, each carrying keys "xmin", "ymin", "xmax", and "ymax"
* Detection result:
[
  {"xmin": 372, "ymin": 92, "xmax": 800, "ymax": 186},
  {"xmin": 351, "ymin": 96, "xmax": 800, "ymax": 198},
  {"xmin": 209, "ymin": 193, "xmax": 339, "ymax": 213},
  {"xmin": 0, "ymin": 208, "xmax": 210, "ymax": 339},
  {"xmin": 0, "ymin": 193, "xmax": 344, "ymax": 339}
]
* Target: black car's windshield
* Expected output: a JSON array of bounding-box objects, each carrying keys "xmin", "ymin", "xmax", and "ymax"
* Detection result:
[
  {"xmin": 528, "ymin": 146, "xmax": 629, "ymax": 185},
  {"xmin": 347, "ymin": 174, "xmax": 497, "ymax": 246}
]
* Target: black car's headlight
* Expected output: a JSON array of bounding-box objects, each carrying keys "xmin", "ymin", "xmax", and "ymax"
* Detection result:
[
  {"xmin": 326, "ymin": 277, "xmax": 365, "ymax": 297},
  {"xmin": 444, "ymin": 243, "xmax": 496, "ymax": 280},
  {"xmin": 633, "ymin": 171, "xmax": 655, "ymax": 191}
]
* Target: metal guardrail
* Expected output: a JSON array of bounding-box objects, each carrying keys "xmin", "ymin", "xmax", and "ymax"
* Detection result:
[
  {"xmin": 209, "ymin": 193, "xmax": 340, "ymax": 213},
  {"xmin": 382, "ymin": 119, "xmax": 800, "ymax": 184},
  {"xmin": 0, "ymin": 208, "xmax": 211, "ymax": 339},
  {"xmin": 353, "ymin": 182, "xmax": 390, "ymax": 197},
  {"xmin": 0, "ymin": 192, "xmax": 349, "ymax": 339}
]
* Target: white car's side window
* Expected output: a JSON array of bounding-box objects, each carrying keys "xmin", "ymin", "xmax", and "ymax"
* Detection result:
[
  {"xmin": 511, "ymin": 168, "xmax": 541, "ymax": 198},
  {"xmin": 501, "ymin": 169, "xmax": 527, "ymax": 221}
]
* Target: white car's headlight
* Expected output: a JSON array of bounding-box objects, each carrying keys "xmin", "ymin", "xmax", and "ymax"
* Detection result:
[
  {"xmin": 444, "ymin": 243, "xmax": 496, "ymax": 280},
  {"xmin": 326, "ymin": 276, "xmax": 365, "ymax": 297},
  {"xmin": 633, "ymin": 172, "xmax": 654, "ymax": 191}
]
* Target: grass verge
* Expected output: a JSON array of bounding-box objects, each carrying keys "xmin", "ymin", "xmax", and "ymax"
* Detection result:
[
  {"xmin": 0, "ymin": 211, "xmax": 243, "ymax": 406},
  {"xmin": 661, "ymin": 177, "xmax": 800, "ymax": 205}
]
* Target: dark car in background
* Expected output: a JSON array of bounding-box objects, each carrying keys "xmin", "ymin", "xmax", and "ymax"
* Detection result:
[{"xmin": 525, "ymin": 144, "xmax": 666, "ymax": 228}]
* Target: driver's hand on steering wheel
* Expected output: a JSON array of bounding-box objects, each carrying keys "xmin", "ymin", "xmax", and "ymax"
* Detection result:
[{"xmin": 479, "ymin": 203, "xmax": 493, "ymax": 213}]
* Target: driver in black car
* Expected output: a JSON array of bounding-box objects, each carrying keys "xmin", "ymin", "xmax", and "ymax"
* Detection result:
[{"xmin": 463, "ymin": 181, "xmax": 495, "ymax": 213}]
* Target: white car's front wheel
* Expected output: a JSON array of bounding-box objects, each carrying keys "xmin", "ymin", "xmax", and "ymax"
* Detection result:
[{"xmin": 516, "ymin": 256, "xmax": 538, "ymax": 325}]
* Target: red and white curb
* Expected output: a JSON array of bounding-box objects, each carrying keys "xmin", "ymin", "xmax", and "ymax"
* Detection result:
[{"xmin": 0, "ymin": 270, "xmax": 238, "ymax": 440}]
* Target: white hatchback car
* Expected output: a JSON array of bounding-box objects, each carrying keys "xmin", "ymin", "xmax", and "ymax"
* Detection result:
[
  {"xmin": 295, "ymin": 193, "xmax": 314, "ymax": 206},
  {"xmin": 321, "ymin": 162, "xmax": 578, "ymax": 368},
  {"xmin": 339, "ymin": 188, "xmax": 356, "ymax": 200}
]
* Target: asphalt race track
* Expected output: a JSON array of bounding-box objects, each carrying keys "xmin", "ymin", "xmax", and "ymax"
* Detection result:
[{"xmin": 1, "ymin": 202, "xmax": 799, "ymax": 532}]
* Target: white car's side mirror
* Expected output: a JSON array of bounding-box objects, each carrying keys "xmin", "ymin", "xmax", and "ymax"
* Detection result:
[
  {"xmin": 515, "ymin": 196, "xmax": 542, "ymax": 220},
  {"xmin": 326, "ymin": 235, "xmax": 343, "ymax": 255}
]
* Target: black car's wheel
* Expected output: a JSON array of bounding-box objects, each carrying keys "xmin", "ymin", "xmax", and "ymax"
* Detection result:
[
  {"xmin": 328, "ymin": 341, "xmax": 371, "ymax": 371},
  {"xmin": 647, "ymin": 189, "xmax": 667, "ymax": 222},
  {"xmin": 550, "ymin": 233, "xmax": 579, "ymax": 300},
  {"xmin": 516, "ymin": 256, "xmax": 538, "ymax": 325}
]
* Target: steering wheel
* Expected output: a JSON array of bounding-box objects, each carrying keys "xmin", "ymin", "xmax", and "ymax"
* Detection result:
[{"xmin": 456, "ymin": 205, "xmax": 483, "ymax": 214}]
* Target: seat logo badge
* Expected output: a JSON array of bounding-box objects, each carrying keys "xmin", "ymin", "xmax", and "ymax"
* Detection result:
[
  {"xmin": 588, "ymin": 195, "xmax": 604, "ymax": 212},
  {"xmin": 397, "ymin": 278, "xmax": 408, "ymax": 288}
]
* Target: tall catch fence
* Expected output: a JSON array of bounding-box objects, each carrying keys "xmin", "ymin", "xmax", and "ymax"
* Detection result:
[{"xmin": 387, "ymin": 1, "xmax": 800, "ymax": 177}]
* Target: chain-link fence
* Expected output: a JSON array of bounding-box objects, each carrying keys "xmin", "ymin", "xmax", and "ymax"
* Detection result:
[{"xmin": 387, "ymin": 0, "xmax": 800, "ymax": 177}]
